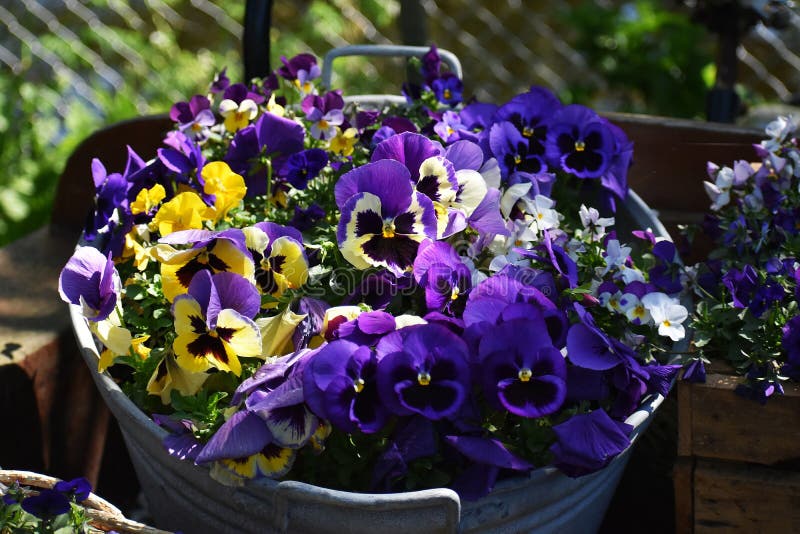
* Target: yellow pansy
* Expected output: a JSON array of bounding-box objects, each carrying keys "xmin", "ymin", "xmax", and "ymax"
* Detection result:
[
  {"xmin": 146, "ymin": 352, "xmax": 208, "ymax": 405},
  {"xmin": 329, "ymin": 127, "xmax": 358, "ymax": 157},
  {"xmin": 157, "ymin": 237, "xmax": 255, "ymax": 302},
  {"xmin": 202, "ymin": 161, "xmax": 247, "ymax": 223},
  {"xmin": 130, "ymin": 184, "xmax": 166, "ymax": 216},
  {"xmin": 219, "ymin": 98, "xmax": 258, "ymax": 133},
  {"xmin": 151, "ymin": 191, "xmax": 214, "ymax": 237}
]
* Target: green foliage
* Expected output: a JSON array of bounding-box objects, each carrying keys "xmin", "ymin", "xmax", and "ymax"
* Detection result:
[{"xmin": 560, "ymin": 0, "xmax": 714, "ymax": 118}]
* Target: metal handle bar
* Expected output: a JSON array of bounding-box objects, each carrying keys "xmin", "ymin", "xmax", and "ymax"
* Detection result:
[{"xmin": 321, "ymin": 44, "xmax": 463, "ymax": 89}]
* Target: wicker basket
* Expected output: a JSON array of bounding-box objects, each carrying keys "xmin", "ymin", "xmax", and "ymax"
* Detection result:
[{"xmin": 0, "ymin": 470, "xmax": 171, "ymax": 534}]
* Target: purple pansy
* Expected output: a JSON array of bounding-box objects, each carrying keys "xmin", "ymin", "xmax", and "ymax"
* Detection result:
[
  {"xmin": 225, "ymin": 112, "xmax": 305, "ymax": 196},
  {"xmin": 445, "ymin": 435, "xmax": 534, "ymax": 501},
  {"xmin": 170, "ymin": 95, "xmax": 215, "ymax": 139},
  {"xmin": 478, "ymin": 318, "xmax": 567, "ymax": 417},
  {"xmin": 195, "ymin": 410, "xmax": 272, "ymax": 464},
  {"xmin": 376, "ymin": 323, "xmax": 471, "ymax": 420},
  {"xmin": 53, "ymin": 477, "xmax": 92, "ymax": 502},
  {"xmin": 546, "ymin": 104, "xmax": 614, "ymax": 179},
  {"xmin": 85, "ymin": 158, "xmax": 129, "ymax": 241},
  {"xmin": 59, "ymin": 246, "xmax": 120, "ymax": 321},
  {"xmin": 303, "ymin": 340, "xmax": 390, "ymax": 433},
  {"xmin": 566, "ymin": 304, "xmax": 637, "ymax": 371},
  {"xmin": 432, "ymin": 73, "xmax": 463, "ymax": 106},
  {"xmin": 279, "ymin": 148, "xmax": 328, "ymax": 190},
  {"xmin": 413, "ymin": 240, "xmax": 472, "ymax": 311},
  {"xmin": 550, "ymin": 409, "xmax": 632, "ymax": 477},
  {"xmin": 21, "ymin": 490, "xmax": 70, "ymax": 519},
  {"xmin": 288, "ymin": 202, "xmax": 326, "ymax": 232}
]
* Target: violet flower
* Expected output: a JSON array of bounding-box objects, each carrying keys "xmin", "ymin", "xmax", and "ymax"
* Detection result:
[
  {"xmin": 546, "ymin": 104, "xmax": 614, "ymax": 179},
  {"xmin": 303, "ymin": 340, "xmax": 390, "ymax": 433},
  {"xmin": 478, "ymin": 318, "xmax": 567, "ymax": 418},
  {"xmin": 549, "ymin": 409, "xmax": 632, "ymax": 477},
  {"xmin": 376, "ymin": 323, "xmax": 471, "ymax": 420},
  {"xmin": 59, "ymin": 246, "xmax": 120, "ymax": 321},
  {"xmin": 413, "ymin": 240, "xmax": 472, "ymax": 312},
  {"xmin": 169, "ymin": 94, "xmax": 215, "ymax": 139},
  {"xmin": 302, "ymin": 91, "xmax": 345, "ymax": 140}
]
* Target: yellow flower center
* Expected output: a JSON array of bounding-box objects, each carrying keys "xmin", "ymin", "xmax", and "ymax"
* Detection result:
[
  {"xmin": 514, "ymin": 154, "xmax": 522, "ymax": 165},
  {"xmin": 450, "ymin": 286, "xmax": 460, "ymax": 301},
  {"xmin": 417, "ymin": 371, "xmax": 431, "ymax": 386},
  {"xmin": 518, "ymin": 368, "xmax": 532, "ymax": 382},
  {"xmin": 353, "ymin": 378, "xmax": 365, "ymax": 393},
  {"xmin": 319, "ymin": 119, "xmax": 329, "ymax": 130},
  {"xmin": 382, "ymin": 222, "xmax": 396, "ymax": 238},
  {"xmin": 443, "ymin": 89, "xmax": 452, "ymax": 100},
  {"xmin": 196, "ymin": 251, "xmax": 210, "ymax": 264},
  {"xmin": 663, "ymin": 320, "xmax": 671, "ymax": 327},
  {"xmin": 575, "ymin": 140, "xmax": 586, "ymax": 152},
  {"xmin": 208, "ymin": 329, "xmax": 219, "ymax": 338},
  {"xmin": 522, "ymin": 126, "xmax": 534, "ymax": 138}
]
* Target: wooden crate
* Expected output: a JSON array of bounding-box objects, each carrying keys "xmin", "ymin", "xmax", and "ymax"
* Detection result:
[{"xmin": 675, "ymin": 371, "xmax": 800, "ymax": 533}]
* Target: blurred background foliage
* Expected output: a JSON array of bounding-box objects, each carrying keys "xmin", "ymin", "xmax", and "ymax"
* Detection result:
[{"xmin": 1, "ymin": 0, "xmax": 797, "ymax": 246}]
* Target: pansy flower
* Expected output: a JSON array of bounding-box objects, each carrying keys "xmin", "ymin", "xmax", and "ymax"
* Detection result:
[
  {"xmin": 279, "ymin": 148, "xmax": 328, "ymax": 190},
  {"xmin": 546, "ymin": 104, "xmax": 614, "ymax": 179},
  {"xmin": 302, "ymin": 91, "xmax": 345, "ymax": 141},
  {"xmin": 84, "ymin": 158, "xmax": 128, "ymax": 240},
  {"xmin": 244, "ymin": 222, "xmax": 308, "ymax": 301},
  {"xmin": 202, "ymin": 161, "xmax": 247, "ymax": 223},
  {"xmin": 413, "ymin": 240, "xmax": 472, "ymax": 312},
  {"xmin": 170, "ymin": 94, "xmax": 215, "ymax": 139},
  {"xmin": 224, "ymin": 111, "xmax": 305, "ymax": 196},
  {"xmin": 150, "ymin": 191, "xmax": 214, "ymax": 237},
  {"xmin": 376, "ymin": 323, "xmax": 471, "ymax": 420},
  {"xmin": 303, "ymin": 340, "xmax": 390, "ymax": 434},
  {"xmin": 146, "ymin": 352, "xmax": 209, "ymax": 405},
  {"xmin": 478, "ymin": 317, "xmax": 567, "ymax": 418},
  {"xmin": 640, "ymin": 292, "xmax": 688, "ymax": 341},
  {"xmin": 550, "ymin": 409, "xmax": 632, "ymax": 477},
  {"xmin": 59, "ymin": 246, "xmax": 120, "ymax": 321},
  {"xmin": 335, "ymin": 158, "xmax": 437, "ymax": 276},
  {"xmin": 431, "ymin": 73, "xmax": 463, "ymax": 106},
  {"xmin": 156, "ymin": 229, "xmax": 255, "ymax": 302},
  {"xmin": 219, "ymin": 98, "xmax": 259, "ymax": 133},
  {"xmin": 172, "ymin": 270, "xmax": 262, "ymax": 376}
]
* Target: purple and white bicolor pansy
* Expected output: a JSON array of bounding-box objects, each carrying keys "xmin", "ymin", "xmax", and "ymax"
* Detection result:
[
  {"xmin": 335, "ymin": 158, "xmax": 437, "ymax": 276},
  {"xmin": 302, "ymin": 91, "xmax": 345, "ymax": 141}
]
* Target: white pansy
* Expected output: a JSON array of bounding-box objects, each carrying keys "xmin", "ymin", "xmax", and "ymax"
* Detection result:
[
  {"xmin": 703, "ymin": 166, "xmax": 734, "ymax": 211},
  {"xmin": 641, "ymin": 292, "xmax": 688, "ymax": 341},
  {"xmin": 578, "ymin": 204, "xmax": 614, "ymax": 241}
]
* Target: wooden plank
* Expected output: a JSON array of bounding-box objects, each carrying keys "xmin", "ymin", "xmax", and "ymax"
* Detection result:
[
  {"xmin": 677, "ymin": 377, "xmax": 694, "ymax": 457},
  {"xmin": 673, "ymin": 456, "xmax": 695, "ymax": 534},
  {"xmin": 687, "ymin": 373, "xmax": 800, "ymax": 466},
  {"xmin": 694, "ymin": 458, "xmax": 800, "ymax": 533}
]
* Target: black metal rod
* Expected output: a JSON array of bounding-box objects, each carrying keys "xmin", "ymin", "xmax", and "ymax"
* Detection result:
[{"xmin": 243, "ymin": 0, "xmax": 273, "ymax": 82}]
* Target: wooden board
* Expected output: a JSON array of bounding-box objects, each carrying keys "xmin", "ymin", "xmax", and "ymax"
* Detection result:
[
  {"xmin": 678, "ymin": 373, "xmax": 800, "ymax": 466},
  {"xmin": 693, "ymin": 458, "xmax": 800, "ymax": 533}
]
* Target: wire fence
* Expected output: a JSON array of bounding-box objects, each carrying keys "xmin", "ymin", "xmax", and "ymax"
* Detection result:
[{"xmin": 2, "ymin": 1, "xmax": 799, "ymax": 122}]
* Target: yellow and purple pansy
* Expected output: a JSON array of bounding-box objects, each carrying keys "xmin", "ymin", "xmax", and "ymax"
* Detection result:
[
  {"xmin": 171, "ymin": 270, "xmax": 262, "ymax": 377},
  {"xmin": 156, "ymin": 228, "xmax": 255, "ymax": 302}
]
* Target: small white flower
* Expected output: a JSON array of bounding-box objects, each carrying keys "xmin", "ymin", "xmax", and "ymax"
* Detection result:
[
  {"xmin": 599, "ymin": 289, "xmax": 622, "ymax": 312},
  {"xmin": 529, "ymin": 195, "xmax": 561, "ymax": 233},
  {"xmin": 620, "ymin": 294, "xmax": 651, "ymax": 325},
  {"xmin": 600, "ymin": 239, "xmax": 631, "ymax": 276},
  {"xmin": 578, "ymin": 204, "xmax": 614, "ymax": 241},
  {"xmin": 618, "ymin": 265, "xmax": 646, "ymax": 284},
  {"xmin": 641, "ymin": 292, "xmax": 687, "ymax": 341},
  {"xmin": 703, "ymin": 166, "xmax": 734, "ymax": 211}
]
